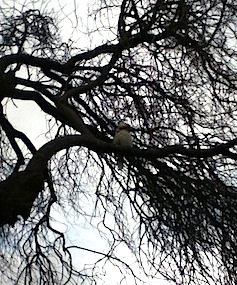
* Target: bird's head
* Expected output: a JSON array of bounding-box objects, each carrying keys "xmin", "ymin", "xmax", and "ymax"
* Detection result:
[{"xmin": 116, "ymin": 122, "xmax": 132, "ymax": 132}]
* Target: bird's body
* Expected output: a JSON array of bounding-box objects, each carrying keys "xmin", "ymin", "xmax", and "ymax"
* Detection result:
[
  {"xmin": 113, "ymin": 122, "xmax": 133, "ymax": 169},
  {"xmin": 113, "ymin": 128, "xmax": 133, "ymax": 146}
]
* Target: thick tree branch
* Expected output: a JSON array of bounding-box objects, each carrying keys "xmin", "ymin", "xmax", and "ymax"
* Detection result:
[
  {"xmin": 10, "ymin": 135, "xmax": 237, "ymax": 176},
  {"xmin": 0, "ymin": 54, "xmax": 64, "ymax": 74}
]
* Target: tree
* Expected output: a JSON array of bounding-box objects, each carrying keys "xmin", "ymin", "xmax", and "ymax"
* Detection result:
[{"xmin": 0, "ymin": 0, "xmax": 237, "ymax": 284}]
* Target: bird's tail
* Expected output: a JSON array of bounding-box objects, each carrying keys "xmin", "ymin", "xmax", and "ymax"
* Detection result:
[{"xmin": 117, "ymin": 156, "xmax": 123, "ymax": 170}]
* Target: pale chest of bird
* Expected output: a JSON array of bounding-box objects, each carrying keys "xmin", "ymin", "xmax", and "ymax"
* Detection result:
[{"xmin": 113, "ymin": 129, "xmax": 132, "ymax": 146}]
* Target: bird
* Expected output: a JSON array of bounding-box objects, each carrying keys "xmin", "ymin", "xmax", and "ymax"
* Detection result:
[{"xmin": 113, "ymin": 122, "xmax": 133, "ymax": 170}]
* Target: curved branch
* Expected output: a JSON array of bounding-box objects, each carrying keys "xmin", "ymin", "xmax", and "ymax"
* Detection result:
[
  {"xmin": 0, "ymin": 104, "xmax": 36, "ymax": 171},
  {"xmin": 27, "ymin": 135, "xmax": 237, "ymax": 172}
]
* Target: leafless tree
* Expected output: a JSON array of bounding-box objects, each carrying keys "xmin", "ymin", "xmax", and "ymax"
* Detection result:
[{"xmin": 1, "ymin": 0, "xmax": 237, "ymax": 284}]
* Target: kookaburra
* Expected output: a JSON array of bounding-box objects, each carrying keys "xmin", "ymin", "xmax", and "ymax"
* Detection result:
[{"xmin": 113, "ymin": 122, "xmax": 133, "ymax": 169}]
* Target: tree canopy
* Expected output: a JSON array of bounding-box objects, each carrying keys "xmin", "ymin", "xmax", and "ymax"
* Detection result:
[{"xmin": 0, "ymin": 0, "xmax": 237, "ymax": 284}]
